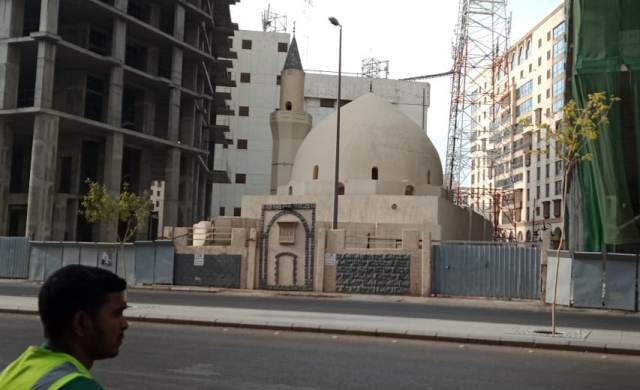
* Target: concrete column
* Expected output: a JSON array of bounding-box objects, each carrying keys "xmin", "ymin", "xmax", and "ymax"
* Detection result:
[
  {"xmin": 179, "ymin": 157, "xmax": 195, "ymax": 224},
  {"xmin": 108, "ymin": 16, "xmax": 126, "ymax": 126},
  {"xmin": 324, "ymin": 229, "xmax": 345, "ymax": 293},
  {"xmin": 422, "ymin": 232, "xmax": 433, "ymax": 296},
  {"xmin": 246, "ymin": 228, "xmax": 258, "ymax": 289},
  {"xmin": 34, "ymin": 41, "xmax": 57, "ymax": 109},
  {"xmin": 39, "ymin": 0, "xmax": 60, "ymax": 34},
  {"xmin": 0, "ymin": 0, "xmax": 25, "ymax": 38},
  {"xmin": 141, "ymin": 90, "xmax": 156, "ymax": 136},
  {"xmin": 173, "ymin": 4, "xmax": 185, "ymax": 41},
  {"xmin": 163, "ymin": 148, "xmax": 181, "ymax": 227},
  {"xmin": 402, "ymin": 230, "xmax": 422, "ymax": 296},
  {"xmin": 114, "ymin": 0, "xmax": 128, "ymax": 12},
  {"xmin": 314, "ymin": 228, "xmax": 326, "ymax": 292},
  {"xmin": 0, "ymin": 43, "xmax": 20, "ymax": 109},
  {"xmin": 26, "ymin": 114, "xmax": 59, "ymax": 240},
  {"xmin": 0, "ymin": 121, "xmax": 13, "ymax": 235},
  {"xmin": 100, "ymin": 133, "xmax": 124, "ymax": 241}
]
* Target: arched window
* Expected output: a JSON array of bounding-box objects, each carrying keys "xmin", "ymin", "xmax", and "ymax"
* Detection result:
[
  {"xmin": 510, "ymin": 53, "xmax": 516, "ymax": 70},
  {"xmin": 517, "ymin": 231, "xmax": 523, "ymax": 242},
  {"xmin": 526, "ymin": 230, "xmax": 532, "ymax": 242},
  {"xmin": 525, "ymin": 40, "xmax": 532, "ymax": 59},
  {"xmin": 288, "ymin": 186, "xmax": 293, "ymax": 195},
  {"xmin": 427, "ymin": 170, "xmax": 431, "ymax": 184},
  {"xmin": 371, "ymin": 167, "xmax": 378, "ymax": 180},
  {"xmin": 337, "ymin": 183, "xmax": 345, "ymax": 195},
  {"xmin": 285, "ymin": 101, "xmax": 292, "ymax": 111},
  {"xmin": 313, "ymin": 165, "xmax": 319, "ymax": 180},
  {"xmin": 518, "ymin": 47, "xmax": 524, "ymax": 65},
  {"xmin": 405, "ymin": 185, "xmax": 415, "ymax": 196}
]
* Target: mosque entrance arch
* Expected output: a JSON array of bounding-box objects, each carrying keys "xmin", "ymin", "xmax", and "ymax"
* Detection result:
[{"xmin": 259, "ymin": 204, "xmax": 316, "ymax": 290}]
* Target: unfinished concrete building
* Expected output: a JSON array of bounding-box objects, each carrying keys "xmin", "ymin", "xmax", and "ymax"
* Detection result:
[{"xmin": 0, "ymin": 0, "xmax": 237, "ymax": 241}]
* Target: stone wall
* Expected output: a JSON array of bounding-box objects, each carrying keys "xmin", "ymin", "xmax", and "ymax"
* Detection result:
[
  {"xmin": 174, "ymin": 254, "xmax": 241, "ymax": 288},
  {"xmin": 336, "ymin": 253, "xmax": 410, "ymax": 295}
]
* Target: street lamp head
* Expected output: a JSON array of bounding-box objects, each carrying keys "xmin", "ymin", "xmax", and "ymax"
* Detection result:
[{"xmin": 329, "ymin": 17, "xmax": 341, "ymax": 27}]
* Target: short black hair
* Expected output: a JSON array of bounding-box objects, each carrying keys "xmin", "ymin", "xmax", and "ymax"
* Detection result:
[{"xmin": 38, "ymin": 265, "xmax": 127, "ymax": 341}]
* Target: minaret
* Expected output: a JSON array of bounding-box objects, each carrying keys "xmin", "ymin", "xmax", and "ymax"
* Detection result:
[{"xmin": 270, "ymin": 36, "xmax": 312, "ymax": 194}]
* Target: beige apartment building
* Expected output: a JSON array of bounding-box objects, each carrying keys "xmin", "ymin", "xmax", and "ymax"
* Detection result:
[{"xmin": 469, "ymin": 4, "xmax": 566, "ymax": 243}]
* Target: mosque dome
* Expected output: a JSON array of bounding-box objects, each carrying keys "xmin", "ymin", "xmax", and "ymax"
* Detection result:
[{"xmin": 288, "ymin": 93, "xmax": 443, "ymax": 196}]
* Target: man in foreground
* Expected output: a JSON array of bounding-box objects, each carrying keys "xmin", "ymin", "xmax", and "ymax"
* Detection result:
[{"xmin": 0, "ymin": 265, "xmax": 129, "ymax": 389}]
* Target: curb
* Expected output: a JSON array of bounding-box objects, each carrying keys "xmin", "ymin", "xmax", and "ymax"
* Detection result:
[{"xmin": 4, "ymin": 308, "xmax": 637, "ymax": 357}]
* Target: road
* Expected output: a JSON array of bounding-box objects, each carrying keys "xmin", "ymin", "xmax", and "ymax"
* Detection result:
[
  {"xmin": 1, "ymin": 313, "xmax": 638, "ymax": 390},
  {"xmin": 1, "ymin": 282, "xmax": 637, "ymax": 331}
]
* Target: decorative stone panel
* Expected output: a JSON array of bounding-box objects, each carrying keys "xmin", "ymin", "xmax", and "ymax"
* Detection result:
[
  {"xmin": 336, "ymin": 253, "xmax": 410, "ymax": 295},
  {"xmin": 174, "ymin": 254, "xmax": 241, "ymax": 288}
]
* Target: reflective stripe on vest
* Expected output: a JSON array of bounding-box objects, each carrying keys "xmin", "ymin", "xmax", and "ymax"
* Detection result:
[{"xmin": 32, "ymin": 362, "xmax": 79, "ymax": 390}]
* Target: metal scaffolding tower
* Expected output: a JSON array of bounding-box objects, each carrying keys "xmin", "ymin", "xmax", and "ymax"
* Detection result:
[
  {"xmin": 261, "ymin": 4, "xmax": 288, "ymax": 33},
  {"xmin": 361, "ymin": 58, "xmax": 389, "ymax": 79},
  {"xmin": 445, "ymin": 0, "xmax": 511, "ymax": 191}
]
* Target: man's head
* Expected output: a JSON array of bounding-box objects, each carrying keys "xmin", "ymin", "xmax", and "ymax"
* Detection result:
[{"xmin": 38, "ymin": 265, "xmax": 129, "ymax": 362}]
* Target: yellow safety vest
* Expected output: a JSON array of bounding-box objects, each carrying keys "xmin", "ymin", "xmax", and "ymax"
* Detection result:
[{"xmin": 0, "ymin": 345, "xmax": 93, "ymax": 390}]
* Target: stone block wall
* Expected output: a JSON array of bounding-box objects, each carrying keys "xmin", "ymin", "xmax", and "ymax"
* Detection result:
[{"xmin": 336, "ymin": 253, "xmax": 410, "ymax": 295}]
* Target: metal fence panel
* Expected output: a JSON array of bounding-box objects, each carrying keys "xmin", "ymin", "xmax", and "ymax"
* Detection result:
[
  {"xmin": 79, "ymin": 246, "xmax": 99, "ymax": 267},
  {"xmin": 604, "ymin": 254, "xmax": 637, "ymax": 311},
  {"xmin": 433, "ymin": 243, "xmax": 539, "ymax": 300},
  {"xmin": 0, "ymin": 237, "xmax": 30, "ymax": 278},
  {"xmin": 572, "ymin": 252, "xmax": 604, "ymax": 309},
  {"xmin": 154, "ymin": 241, "xmax": 174, "ymax": 284},
  {"xmin": 43, "ymin": 245, "xmax": 63, "ymax": 281},
  {"xmin": 545, "ymin": 251, "xmax": 573, "ymax": 306},
  {"xmin": 117, "ymin": 245, "xmax": 136, "ymax": 285},
  {"xmin": 62, "ymin": 243, "xmax": 81, "ymax": 267},
  {"xmin": 134, "ymin": 241, "xmax": 155, "ymax": 284},
  {"xmin": 29, "ymin": 243, "xmax": 47, "ymax": 281}
]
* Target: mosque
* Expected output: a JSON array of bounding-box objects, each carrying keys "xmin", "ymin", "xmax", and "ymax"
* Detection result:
[{"xmin": 240, "ymin": 37, "xmax": 491, "ymax": 242}]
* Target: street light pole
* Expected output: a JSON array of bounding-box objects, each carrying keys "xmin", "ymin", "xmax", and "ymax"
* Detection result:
[{"xmin": 329, "ymin": 17, "xmax": 342, "ymax": 230}]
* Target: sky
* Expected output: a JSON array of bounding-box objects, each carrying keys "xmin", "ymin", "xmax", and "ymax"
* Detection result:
[{"xmin": 230, "ymin": 0, "xmax": 563, "ymax": 165}]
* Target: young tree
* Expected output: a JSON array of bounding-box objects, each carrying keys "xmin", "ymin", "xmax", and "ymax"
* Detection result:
[
  {"xmin": 81, "ymin": 180, "xmax": 153, "ymax": 243},
  {"xmin": 537, "ymin": 92, "xmax": 619, "ymax": 334}
]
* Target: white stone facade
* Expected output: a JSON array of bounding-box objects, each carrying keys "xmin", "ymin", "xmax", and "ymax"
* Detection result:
[{"xmin": 469, "ymin": 5, "xmax": 566, "ymax": 243}]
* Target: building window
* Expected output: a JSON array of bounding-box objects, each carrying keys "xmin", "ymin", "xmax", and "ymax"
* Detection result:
[
  {"xmin": 553, "ymin": 22, "xmax": 565, "ymax": 39},
  {"xmin": 235, "ymin": 173, "xmax": 246, "ymax": 184},
  {"xmin": 428, "ymin": 171, "xmax": 431, "ymax": 184},
  {"xmin": 516, "ymin": 80, "xmax": 533, "ymax": 99},
  {"xmin": 547, "ymin": 31, "xmax": 551, "ymax": 41},
  {"xmin": 371, "ymin": 167, "xmax": 379, "ymax": 180},
  {"xmin": 553, "ymin": 60, "xmax": 566, "ymax": 78},
  {"xmin": 555, "ymin": 160, "xmax": 563, "ymax": 176},
  {"xmin": 240, "ymin": 72, "xmax": 251, "ymax": 83},
  {"xmin": 238, "ymin": 106, "xmax": 249, "ymax": 116},
  {"xmin": 516, "ymin": 98, "xmax": 532, "ymax": 116},
  {"xmin": 538, "ymin": 57, "xmax": 542, "ymax": 66},
  {"xmin": 510, "ymin": 53, "xmax": 516, "ymax": 70},
  {"xmin": 405, "ymin": 185, "xmax": 415, "ymax": 196},
  {"xmin": 313, "ymin": 165, "xmax": 319, "ymax": 180},
  {"xmin": 237, "ymin": 139, "xmax": 248, "ymax": 150},
  {"xmin": 552, "ymin": 98, "xmax": 564, "ymax": 113},
  {"xmin": 278, "ymin": 42, "xmax": 288, "ymax": 52},
  {"xmin": 320, "ymin": 98, "xmax": 335, "ymax": 108},
  {"xmin": 526, "ymin": 39, "xmax": 532, "ymax": 59},
  {"xmin": 546, "ymin": 163, "xmax": 550, "ymax": 178},
  {"xmin": 536, "ymin": 167, "xmax": 540, "ymax": 180},
  {"xmin": 538, "ymin": 38, "xmax": 542, "ymax": 48},
  {"xmin": 518, "ymin": 47, "xmax": 524, "ymax": 65},
  {"xmin": 337, "ymin": 183, "xmax": 345, "ymax": 195},
  {"xmin": 547, "ymin": 50, "xmax": 551, "ymax": 60},
  {"xmin": 242, "ymin": 39, "xmax": 252, "ymax": 49},
  {"xmin": 278, "ymin": 221, "xmax": 297, "ymax": 244},
  {"xmin": 555, "ymin": 180, "xmax": 562, "ymax": 195},
  {"xmin": 526, "ymin": 170, "xmax": 530, "ymax": 183},
  {"xmin": 288, "ymin": 186, "xmax": 292, "ymax": 195},
  {"xmin": 553, "ymin": 199, "xmax": 562, "ymax": 217},
  {"xmin": 233, "ymin": 207, "xmax": 242, "ymax": 217},
  {"xmin": 536, "ymin": 206, "xmax": 540, "ymax": 216},
  {"xmin": 219, "ymin": 207, "xmax": 225, "ymax": 216},
  {"xmin": 276, "ymin": 75, "xmax": 281, "ymax": 85},
  {"xmin": 537, "ymin": 94, "xmax": 541, "ymax": 104},
  {"xmin": 546, "ymin": 89, "xmax": 551, "ymax": 98},
  {"xmin": 536, "ymin": 186, "xmax": 540, "ymax": 199},
  {"xmin": 553, "ymin": 41, "xmax": 566, "ymax": 57},
  {"xmin": 538, "ymin": 75, "xmax": 542, "ymax": 85},
  {"xmin": 545, "ymin": 183, "xmax": 550, "ymax": 197},
  {"xmin": 543, "ymin": 201, "xmax": 550, "ymax": 219},
  {"xmin": 552, "ymin": 79, "xmax": 565, "ymax": 97},
  {"xmin": 285, "ymin": 101, "xmax": 292, "ymax": 111}
]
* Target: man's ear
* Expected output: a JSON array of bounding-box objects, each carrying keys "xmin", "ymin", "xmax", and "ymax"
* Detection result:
[{"xmin": 71, "ymin": 311, "xmax": 93, "ymax": 337}]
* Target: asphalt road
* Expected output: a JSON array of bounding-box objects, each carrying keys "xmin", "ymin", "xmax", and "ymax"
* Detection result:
[
  {"xmin": 1, "ymin": 282, "xmax": 638, "ymax": 331},
  {"xmin": 1, "ymin": 313, "xmax": 638, "ymax": 390}
]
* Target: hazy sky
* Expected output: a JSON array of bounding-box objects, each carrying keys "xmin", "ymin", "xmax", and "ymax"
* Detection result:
[{"xmin": 230, "ymin": 0, "xmax": 563, "ymax": 164}]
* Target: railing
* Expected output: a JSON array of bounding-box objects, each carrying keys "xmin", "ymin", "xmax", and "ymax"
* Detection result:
[
  {"xmin": 166, "ymin": 227, "xmax": 232, "ymax": 246},
  {"xmin": 345, "ymin": 235, "xmax": 403, "ymax": 249}
]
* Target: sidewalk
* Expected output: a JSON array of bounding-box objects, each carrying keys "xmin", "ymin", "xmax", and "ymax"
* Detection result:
[{"xmin": 1, "ymin": 295, "xmax": 639, "ymax": 356}]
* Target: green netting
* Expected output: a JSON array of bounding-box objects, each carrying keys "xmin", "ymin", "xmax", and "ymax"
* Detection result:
[{"xmin": 570, "ymin": 0, "xmax": 640, "ymax": 251}]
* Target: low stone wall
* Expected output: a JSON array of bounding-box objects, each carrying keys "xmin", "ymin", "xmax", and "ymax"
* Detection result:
[{"xmin": 336, "ymin": 253, "xmax": 410, "ymax": 295}]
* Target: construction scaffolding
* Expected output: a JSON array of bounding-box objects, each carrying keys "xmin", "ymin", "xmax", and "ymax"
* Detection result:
[
  {"xmin": 445, "ymin": 0, "xmax": 511, "ymax": 190},
  {"xmin": 361, "ymin": 57, "xmax": 389, "ymax": 79}
]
